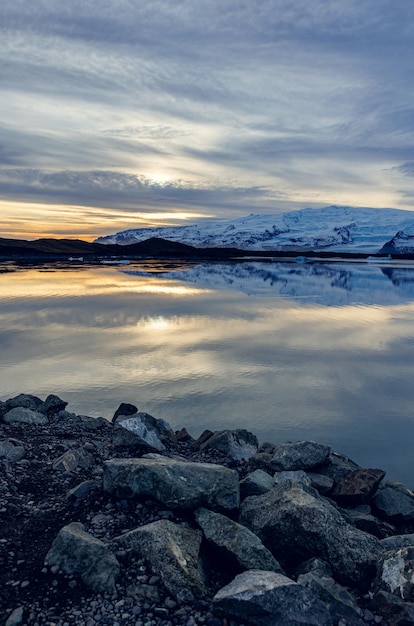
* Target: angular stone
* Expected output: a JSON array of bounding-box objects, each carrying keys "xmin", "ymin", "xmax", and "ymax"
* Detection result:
[
  {"xmin": 240, "ymin": 469, "xmax": 274, "ymax": 500},
  {"xmin": 39, "ymin": 394, "xmax": 68, "ymax": 416},
  {"xmin": 5, "ymin": 606, "xmax": 24, "ymax": 626},
  {"xmin": 213, "ymin": 570, "xmax": 332, "ymax": 626},
  {"xmin": 103, "ymin": 457, "xmax": 239, "ymax": 511},
  {"xmin": 270, "ymin": 441, "xmax": 331, "ymax": 472},
  {"xmin": 200, "ymin": 429, "xmax": 258, "ymax": 461},
  {"xmin": 175, "ymin": 427, "xmax": 193, "ymax": 443},
  {"xmin": 5, "ymin": 393, "xmax": 42, "ymax": 411},
  {"xmin": 45, "ymin": 522, "xmax": 120, "ymax": 593},
  {"xmin": 306, "ymin": 472, "xmax": 334, "ymax": 495},
  {"xmin": 317, "ymin": 451, "xmax": 361, "ymax": 484},
  {"xmin": 331, "ymin": 468, "xmax": 386, "ymax": 505},
  {"xmin": 194, "ymin": 507, "xmax": 284, "ymax": 574},
  {"xmin": 376, "ymin": 547, "xmax": 414, "ymax": 600},
  {"xmin": 0, "ymin": 438, "xmax": 25, "ymax": 462},
  {"xmin": 296, "ymin": 558, "xmax": 333, "ymax": 578},
  {"xmin": 367, "ymin": 590, "xmax": 414, "ymax": 625},
  {"xmin": 3, "ymin": 407, "xmax": 48, "ymax": 426},
  {"xmin": 345, "ymin": 506, "xmax": 395, "ymax": 539},
  {"xmin": 239, "ymin": 479, "xmax": 381, "ymax": 587},
  {"xmin": 112, "ymin": 402, "xmax": 138, "ymax": 423},
  {"xmin": 274, "ymin": 470, "xmax": 312, "ymax": 487},
  {"xmin": 115, "ymin": 520, "xmax": 206, "ymax": 599},
  {"xmin": 247, "ymin": 452, "xmax": 273, "ymax": 472},
  {"xmin": 115, "ymin": 412, "xmax": 176, "ymax": 452},
  {"xmin": 373, "ymin": 482, "xmax": 414, "ymax": 523},
  {"xmin": 381, "ymin": 534, "xmax": 414, "ymax": 552},
  {"xmin": 77, "ymin": 415, "xmax": 109, "ymax": 431},
  {"xmin": 53, "ymin": 448, "xmax": 93, "ymax": 472},
  {"xmin": 68, "ymin": 480, "xmax": 101, "ymax": 500},
  {"xmin": 297, "ymin": 572, "xmax": 364, "ymax": 626}
]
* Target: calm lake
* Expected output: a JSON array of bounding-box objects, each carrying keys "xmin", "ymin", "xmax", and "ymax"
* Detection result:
[{"xmin": 1, "ymin": 258, "xmax": 414, "ymax": 486}]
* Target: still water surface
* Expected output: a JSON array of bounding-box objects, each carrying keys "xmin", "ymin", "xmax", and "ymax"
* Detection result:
[{"xmin": 1, "ymin": 259, "xmax": 414, "ymax": 485}]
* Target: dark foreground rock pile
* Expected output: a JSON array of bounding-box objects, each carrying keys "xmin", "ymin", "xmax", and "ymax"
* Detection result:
[{"xmin": 2, "ymin": 395, "xmax": 414, "ymax": 625}]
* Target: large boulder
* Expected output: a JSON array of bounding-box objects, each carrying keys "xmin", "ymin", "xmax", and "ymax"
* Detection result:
[
  {"xmin": 381, "ymin": 534, "xmax": 414, "ymax": 552},
  {"xmin": 3, "ymin": 407, "xmax": 48, "ymax": 426},
  {"xmin": 194, "ymin": 507, "xmax": 284, "ymax": 574},
  {"xmin": 331, "ymin": 468, "xmax": 386, "ymax": 505},
  {"xmin": 240, "ymin": 469, "xmax": 274, "ymax": 500},
  {"xmin": 0, "ymin": 438, "xmax": 25, "ymax": 462},
  {"xmin": 115, "ymin": 520, "xmax": 206, "ymax": 599},
  {"xmin": 345, "ymin": 505, "xmax": 395, "ymax": 539},
  {"xmin": 298, "ymin": 572, "xmax": 364, "ymax": 625},
  {"xmin": 114, "ymin": 412, "xmax": 176, "ymax": 452},
  {"xmin": 239, "ymin": 479, "xmax": 381, "ymax": 588},
  {"xmin": 38, "ymin": 394, "xmax": 68, "ymax": 416},
  {"xmin": 213, "ymin": 570, "xmax": 332, "ymax": 626},
  {"xmin": 375, "ymin": 547, "xmax": 414, "ymax": 601},
  {"xmin": 317, "ymin": 451, "xmax": 361, "ymax": 484},
  {"xmin": 270, "ymin": 441, "xmax": 330, "ymax": 472},
  {"xmin": 4, "ymin": 393, "xmax": 42, "ymax": 411},
  {"xmin": 372, "ymin": 482, "xmax": 414, "ymax": 523},
  {"xmin": 44, "ymin": 522, "xmax": 120, "ymax": 593},
  {"xmin": 103, "ymin": 457, "xmax": 240, "ymax": 512},
  {"xmin": 200, "ymin": 429, "xmax": 258, "ymax": 461}
]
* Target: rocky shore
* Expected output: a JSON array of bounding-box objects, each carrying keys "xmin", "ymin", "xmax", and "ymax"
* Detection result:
[{"xmin": 2, "ymin": 394, "xmax": 414, "ymax": 625}]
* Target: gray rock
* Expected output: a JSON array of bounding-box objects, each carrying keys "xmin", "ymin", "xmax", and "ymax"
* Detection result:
[
  {"xmin": 239, "ymin": 479, "xmax": 381, "ymax": 587},
  {"xmin": 246, "ymin": 452, "xmax": 273, "ymax": 471},
  {"xmin": 5, "ymin": 393, "xmax": 42, "ymax": 411},
  {"xmin": 375, "ymin": 547, "xmax": 414, "ymax": 600},
  {"xmin": 68, "ymin": 480, "xmax": 101, "ymax": 500},
  {"xmin": 240, "ymin": 469, "xmax": 274, "ymax": 500},
  {"xmin": 77, "ymin": 415, "xmax": 109, "ymax": 431},
  {"xmin": 53, "ymin": 448, "xmax": 93, "ymax": 472},
  {"xmin": 5, "ymin": 606, "xmax": 24, "ymax": 626},
  {"xmin": 298, "ymin": 572, "xmax": 364, "ymax": 626},
  {"xmin": 39, "ymin": 394, "xmax": 68, "ymax": 416},
  {"xmin": 213, "ymin": 569, "xmax": 333, "ymax": 626},
  {"xmin": 296, "ymin": 558, "xmax": 333, "ymax": 578},
  {"xmin": 112, "ymin": 402, "xmax": 138, "ymax": 423},
  {"xmin": 270, "ymin": 441, "xmax": 331, "ymax": 472},
  {"xmin": 317, "ymin": 451, "xmax": 361, "ymax": 484},
  {"xmin": 274, "ymin": 470, "xmax": 312, "ymax": 487},
  {"xmin": 373, "ymin": 482, "xmax": 414, "ymax": 522},
  {"xmin": 114, "ymin": 412, "xmax": 175, "ymax": 451},
  {"xmin": 45, "ymin": 522, "xmax": 120, "ymax": 593},
  {"xmin": 381, "ymin": 534, "xmax": 414, "ymax": 552},
  {"xmin": 126, "ymin": 583, "xmax": 160, "ymax": 603},
  {"xmin": 345, "ymin": 506, "xmax": 395, "ymax": 539},
  {"xmin": 0, "ymin": 438, "xmax": 25, "ymax": 462},
  {"xmin": 331, "ymin": 468, "xmax": 386, "ymax": 505},
  {"xmin": 306, "ymin": 472, "xmax": 334, "ymax": 495},
  {"xmin": 3, "ymin": 407, "xmax": 48, "ymax": 426},
  {"xmin": 103, "ymin": 457, "xmax": 239, "ymax": 512},
  {"xmin": 194, "ymin": 507, "xmax": 284, "ymax": 574},
  {"xmin": 115, "ymin": 520, "xmax": 206, "ymax": 599},
  {"xmin": 367, "ymin": 590, "xmax": 414, "ymax": 624},
  {"xmin": 200, "ymin": 429, "xmax": 258, "ymax": 461}
]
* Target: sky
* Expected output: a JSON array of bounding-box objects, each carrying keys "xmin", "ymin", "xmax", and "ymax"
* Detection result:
[{"xmin": 2, "ymin": 0, "xmax": 414, "ymax": 240}]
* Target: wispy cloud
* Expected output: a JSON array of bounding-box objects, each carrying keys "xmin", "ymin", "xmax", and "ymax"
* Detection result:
[{"xmin": 1, "ymin": 0, "xmax": 414, "ymax": 237}]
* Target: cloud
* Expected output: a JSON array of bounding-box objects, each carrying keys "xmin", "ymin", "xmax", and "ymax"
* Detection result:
[{"xmin": 2, "ymin": 0, "xmax": 414, "ymax": 236}]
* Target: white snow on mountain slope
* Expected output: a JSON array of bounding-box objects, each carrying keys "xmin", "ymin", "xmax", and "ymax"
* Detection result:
[{"xmin": 95, "ymin": 206, "xmax": 414, "ymax": 253}]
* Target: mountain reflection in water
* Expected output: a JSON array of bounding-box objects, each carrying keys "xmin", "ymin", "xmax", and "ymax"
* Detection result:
[{"xmin": 1, "ymin": 259, "xmax": 414, "ymax": 486}]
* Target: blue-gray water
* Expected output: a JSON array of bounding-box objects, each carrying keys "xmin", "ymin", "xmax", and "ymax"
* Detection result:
[{"xmin": 1, "ymin": 258, "xmax": 414, "ymax": 486}]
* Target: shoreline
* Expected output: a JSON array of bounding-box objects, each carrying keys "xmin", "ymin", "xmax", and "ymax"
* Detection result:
[{"xmin": 2, "ymin": 393, "xmax": 414, "ymax": 625}]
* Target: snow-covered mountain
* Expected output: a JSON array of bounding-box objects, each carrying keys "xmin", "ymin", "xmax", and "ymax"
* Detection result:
[{"xmin": 95, "ymin": 206, "xmax": 414, "ymax": 253}]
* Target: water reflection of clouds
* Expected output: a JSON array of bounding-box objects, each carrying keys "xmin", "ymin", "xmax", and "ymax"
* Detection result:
[{"xmin": 2, "ymin": 263, "xmax": 414, "ymax": 484}]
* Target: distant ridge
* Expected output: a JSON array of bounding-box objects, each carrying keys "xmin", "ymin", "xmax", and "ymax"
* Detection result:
[{"xmin": 95, "ymin": 206, "xmax": 414, "ymax": 254}]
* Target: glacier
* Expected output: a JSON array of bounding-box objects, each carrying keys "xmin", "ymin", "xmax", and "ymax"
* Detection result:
[{"xmin": 95, "ymin": 205, "xmax": 414, "ymax": 253}]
